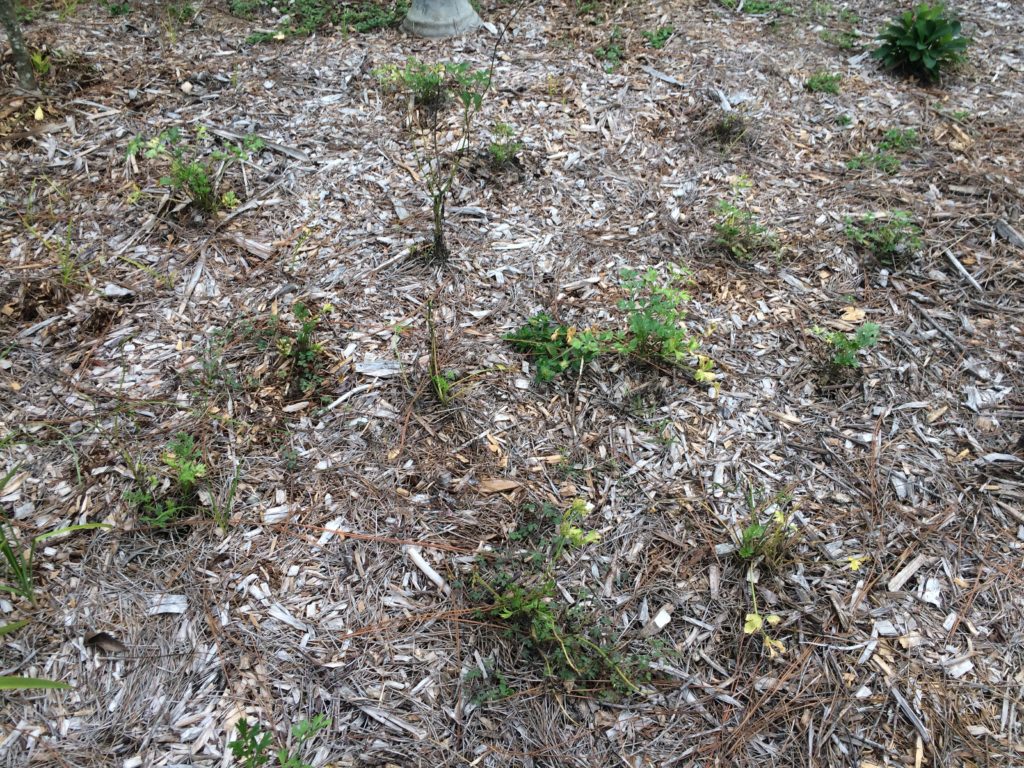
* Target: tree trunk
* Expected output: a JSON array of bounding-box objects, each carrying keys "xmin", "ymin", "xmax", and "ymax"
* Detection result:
[{"xmin": 0, "ymin": 0, "xmax": 36, "ymax": 90}]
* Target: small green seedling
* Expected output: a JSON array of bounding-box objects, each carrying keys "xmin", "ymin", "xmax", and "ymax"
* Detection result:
[
  {"xmin": 163, "ymin": 432, "xmax": 207, "ymax": 491},
  {"xmin": 126, "ymin": 127, "xmax": 263, "ymax": 214},
  {"xmin": 805, "ymin": 71, "xmax": 841, "ymax": 94},
  {"xmin": 274, "ymin": 302, "xmax": 329, "ymax": 397},
  {"xmin": 846, "ymin": 128, "xmax": 917, "ymax": 175},
  {"xmin": 470, "ymin": 499, "xmax": 650, "ymax": 694},
  {"xmin": 734, "ymin": 486, "xmax": 798, "ymax": 566},
  {"xmin": 872, "ymin": 2, "xmax": 970, "ymax": 82},
  {"xmin": 30, "ymin": 50, "xmax": 51, "ymax": 77},
  {"xmin": 595, "ymin": 28, "xmax": 624, "ymax": 71},
  {"xmin": 465, "ymin": 663, "xmax": 515, "ymax": 703},
  {"xmin": 488, "ymin": 122, "xmax": 523, "ymax": 168},
  {"xmin": 846, "ymin": 211, "xmax": 922, "ymax": 267},
  {"xmin": 126, "ymin": 433, "xmax": 206, "ymax": 527},
  {"xmin": 230, "ymin": 715, "xmax": 331, "ymax": 768},
  {"xmin": 879, "ymin": 128, "xmax": 917, "ymax": 151},
  {"xmin": 104, "ymin": 2, "xmax": 133, "ymax": 16},
  {"xmin": 643, "ymin": 26, "xmax": 673, "ymax": 49},
  {"xmin": 713, "ymin": 200, "xmax": 777, "ymax": 260},
  {"xmin": 813, "ymin": 321, "xmax": 880, "ymax": 368},
  {"xmin": 167, "ymin": 2, "xmax": 195, "ymax": 24}
]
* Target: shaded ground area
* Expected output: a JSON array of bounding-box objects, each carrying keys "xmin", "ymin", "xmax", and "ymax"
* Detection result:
[{"xmin": 1, "ymin": 0, "xmax": 1023, "ymax": 765}]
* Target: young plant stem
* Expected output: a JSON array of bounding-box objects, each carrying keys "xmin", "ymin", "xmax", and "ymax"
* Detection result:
[
  {"xmin": 426, "ymin": 300, "xmax": 446, "ymax": 400},
  {"xmin": 414, "ymin": 0, "xmax": 527, "ymax": 259}
]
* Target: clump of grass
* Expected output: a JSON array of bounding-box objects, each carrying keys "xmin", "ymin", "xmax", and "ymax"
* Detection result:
[
  {"xmin": 234, "ymin": 0, "xmax": 408, "ymax": 42},
  {"xmin": 805, "ymin": 71, "xmax": 841, "ymax": 94},
  {"xmin": 706, "ymin": 111, "xmax": 750, "ymax": 150},
  {"xmin": 3, "ymin": 466, "xmax": 109, "ymax": 602},
  {"xmin": 718, "ymin": 0, "xmax": 793, "ymax": 14},
  {"xmin": 0, "ymin": 621, "xmax": 71, "ymax": 691}
]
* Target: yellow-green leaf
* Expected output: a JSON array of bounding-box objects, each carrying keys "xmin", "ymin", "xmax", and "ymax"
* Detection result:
[{"xmin": 743, "ymin": 613, "xmax": 763, "ymax": 634}]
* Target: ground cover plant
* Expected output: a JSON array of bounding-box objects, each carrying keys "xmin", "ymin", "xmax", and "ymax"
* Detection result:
[
  {"xmin": 506, "ymin": 266, "xmax": 714, "ymax": 383},
  {"xmin": 846, "ymin": 210, "xmax": 923, "ymax": 267},
  {"xmin": 642, "ymin": 25, "xmax": 672, "ymax": 49},
  {"xmin": 812, "ymin": 320, "xmax": 880, "ymax": 369},
  {"xmin": 872, "ymin": 2, "xmax": 970, "ymax": 82},
  {"xmin": 126, "ymin": 127, "xmax": 264, "ymax": 215},
  {"xmin": 230, "ymin": 0, "xmax": 408, "ymax": 42},
  {"xmin": 467, "ymin": 499, "xmax": 653, "ymax": 695},
  {"xmin": 804, "ymin": 70, "xmax": 841, "ymax": 93},
  {"xmin": 230, "ymin": 715, "xmax": 330, "ymax": 768},
  {"xmin": 1, "ymin": 0, "xmax": 1022, "ymax": 765},
  {"xmin": 846, "ymin": 126, "xmax": 918, "ymax": 174}
]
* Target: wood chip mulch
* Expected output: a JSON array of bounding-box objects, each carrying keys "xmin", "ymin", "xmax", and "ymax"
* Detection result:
[{"xmin": 1, "ymin": 0, "xmax": 1023, "ymax": 766}]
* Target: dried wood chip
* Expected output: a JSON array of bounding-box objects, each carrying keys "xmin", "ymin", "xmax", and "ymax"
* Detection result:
[
  {"xmin": 147, "ymin": 594, "xmax": 188, "ymax": 615},
  {"xmin": 477, "ymin": 478, "xmax": 521, "ymax": 494}
]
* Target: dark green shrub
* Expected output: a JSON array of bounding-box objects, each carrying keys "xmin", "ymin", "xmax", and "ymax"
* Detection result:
[{"xmin": 872, "ymin": 3, "xmax": 970, "ymax": 82}]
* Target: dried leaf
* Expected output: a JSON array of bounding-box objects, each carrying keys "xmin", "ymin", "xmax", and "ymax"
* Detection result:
[
  {"xmin": 85, "ymin": 631, "xmax": 127, "ymax": 654},
  {"xmin": 841, "ymin": 306, "xmax": 866, "ymax": 323}
]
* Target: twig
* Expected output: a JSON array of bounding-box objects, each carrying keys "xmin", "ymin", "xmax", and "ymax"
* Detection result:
[
  {"xmin": 404, "ymin": 545, "xmax": 452, "ymax": 595},
  {"xmin": 942, "ymin": 248, "xmax": 983, "ymax": 292}
]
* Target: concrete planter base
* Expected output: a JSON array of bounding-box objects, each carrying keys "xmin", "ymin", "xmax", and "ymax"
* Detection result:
[{"xmin": 401, "ymin": 0, "xmax": 481, "ymax": 38}]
